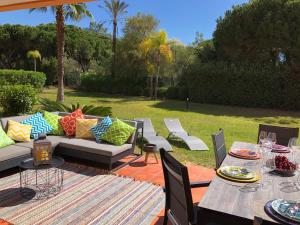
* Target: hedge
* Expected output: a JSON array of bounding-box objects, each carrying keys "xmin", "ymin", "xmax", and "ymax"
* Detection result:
[
  {"xmin": 0, "ymin": 69, "xmax": 46, "ymax": 90},
  {"xmin": 185, "ymin": 62, "xmax": 300, "ymax": 110},
  {"xmin": 80, "ymin": 73, "xmax": 148, "ymax": 96}
]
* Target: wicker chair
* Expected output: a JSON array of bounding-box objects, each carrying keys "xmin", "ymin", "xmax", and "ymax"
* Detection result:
[
  {"xmin": 257, "ymin": 124, "xmax": 299, "ymax": 146},
  {"xmin": 160, "ymin": 148, "xmax": 211, "ymax": 225},
  {"xmin": 211, "ymin": 129, "xmax": 227, "ymax": 169}
]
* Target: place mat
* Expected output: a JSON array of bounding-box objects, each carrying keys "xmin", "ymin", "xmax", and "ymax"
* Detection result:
[
  {"xmin": 216, "ymin": 168, "xmax": 260, "ymax": 183},
  {"xmin": 265, "ymin": 200, "xmax": 299, "ymax": 225}
]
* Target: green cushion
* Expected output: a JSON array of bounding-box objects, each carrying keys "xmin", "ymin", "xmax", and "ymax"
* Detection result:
[
  {"xmin": 0, "ymin": 126, "xmax": 14, "ymax": 148},
  {"xmin": 43, "ymin": 111, "xmax": 65, "ymax": 136},
  {"xmin": 101, "ymin": 119, "xmax": 136, "ymax": 146}
]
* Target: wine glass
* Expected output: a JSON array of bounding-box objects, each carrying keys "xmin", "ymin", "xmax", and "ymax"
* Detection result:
[
  {"xmin": 267, "ymin": 132, "xmax": 277, "ymax": 145},
  {"xmin": 259, "ymin": 131, "xmax": 268, "ymax": 146}
]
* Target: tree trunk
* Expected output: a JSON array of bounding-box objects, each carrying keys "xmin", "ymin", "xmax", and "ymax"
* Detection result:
[
  {"xmin": 111, "ymin": 19, "xmax": 117, "ymax": 77},
  {"xmin": 154, "ymin": 53, "xmax": 161, "ymax": 100},
  {"xmin": 149, "ymin": 75, "xmax": 153, "ymax": 99},
  {"xmin": 34, "ymin": 59, "xmax": 36, "ymax": 72},
  {"xmin": 56, "ymin": 6, "xmax": 65, "ymax": 103}
]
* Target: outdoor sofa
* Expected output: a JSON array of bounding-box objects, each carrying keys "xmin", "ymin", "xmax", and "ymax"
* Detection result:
[{"xmin": 0, "ymin": 112, "xmax": 139, "ymax": 172}]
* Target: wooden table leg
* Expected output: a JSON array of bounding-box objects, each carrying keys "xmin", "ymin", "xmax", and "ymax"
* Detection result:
[{"xmin": 154, "ymin": 153, "xmax": 159, "ymax": 164}]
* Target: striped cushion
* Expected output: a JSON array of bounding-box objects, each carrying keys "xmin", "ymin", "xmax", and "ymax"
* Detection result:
[
  {"xmin": 43, "ymin": 111, "xmax": 65, "ymax": 136},
  {"xmin": 7, "ymin": 120, "xmax": 32, "ymax": 142},
  {"xmin": 60, "ymin": 109, "xmax": 84, "ymax": 136},
  {"xmin": 75, "ymin": 119, "xmax": 98, "ymax": 139},
  {"xmin": 0, "ymin": 126, "xmax": 14, "ymax": 148},
  {"xmin": 90, "ymin": 116, "xmax": 112, "ymax": 142},
  {"xmin": 21, "ymin": 112, "xmax": 53, "ymax": 139}
]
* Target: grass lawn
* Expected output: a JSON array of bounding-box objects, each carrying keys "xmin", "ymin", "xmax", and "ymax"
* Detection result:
[{"xmin": 40, "ymin": 88, "xmax": 300, "ymax": 168}]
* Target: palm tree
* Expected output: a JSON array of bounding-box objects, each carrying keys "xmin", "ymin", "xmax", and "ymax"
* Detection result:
[
  {"xmin": 30, "ymin": 4, "xmax": 93, "ymax": 102},
  {"xmin": 103, "ymin": 0, "xmax": 128, "ymax": 77},
  {"xmin": 140, "ymin": 30, "xmax": 172, "ymax": 100},
  {"xmin": 27, "ymin": 50, "xmax": 41, "ymax": 71}
]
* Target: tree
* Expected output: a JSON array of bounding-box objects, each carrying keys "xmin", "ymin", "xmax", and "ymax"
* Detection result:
[
  {"xmin": 103, "ymin": 0, "xmax": 128, "ymax": 77},
  {"xmin": 27, "ymin": 50, "xmax": 41, "ymax": 71},
  {"xmin": 30, "ymin": 4, "xmax": 93, "ymax": 102},
  {"xmin": 213, "ymin": 0, "xmax": 300, "ymax": 65},
  {"xmin": 140, "ymin": 30, "xmax": 172, "ymax": 100}
]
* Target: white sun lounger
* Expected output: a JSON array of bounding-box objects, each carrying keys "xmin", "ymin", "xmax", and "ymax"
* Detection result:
[
  {"xmin": 164, "ymin": 118, "xmax": 209, "ymax": 151},
  {"xmin": 134, "ymin": 118, "xmax": 172, "ymax": 151}
]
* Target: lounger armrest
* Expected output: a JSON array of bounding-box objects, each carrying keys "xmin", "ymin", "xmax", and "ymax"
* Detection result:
[{"xmin": 190, "ymin": 181, "xmax": 211, "ymax": 188}]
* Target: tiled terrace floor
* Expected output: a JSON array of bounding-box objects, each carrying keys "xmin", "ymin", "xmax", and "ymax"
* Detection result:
[{"xmin": 115, "ymin": 155, "xmax": 216, "ymax": 225}]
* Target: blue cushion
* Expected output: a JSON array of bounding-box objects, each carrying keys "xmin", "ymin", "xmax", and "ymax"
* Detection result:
[
  {"xmin": 90, "ymin": 116, "xmax": 112, "ymax": 142},
  {"xmin": 21, "ymin": 112, "xmax": 53, "ymax": 139}
]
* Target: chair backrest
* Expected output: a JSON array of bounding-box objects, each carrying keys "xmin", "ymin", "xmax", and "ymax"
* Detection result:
[
  {"xmin": 211, "ymin": 129, "xmax": 227, "ymax": 169},
  {"xmin": 134, "ymin": 118, "xmax": 156, "ymax": 135},
  {"xmin": 160, "ymin": 148, "xmax": 194, "ymax": 225},
  {"xmin": 164, "ymin": 118, "xmax": 187, "ymax": 134},
  {"xmin": 253, "ymin": 216, "xmax": 277, "ymax": 225},
  {"xmin": 257, "ymin": 124, "xmax": 299, "ymax": 146}
]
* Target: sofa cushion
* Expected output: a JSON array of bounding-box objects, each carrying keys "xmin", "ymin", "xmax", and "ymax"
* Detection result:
[
  {"xmin": 90, "ymin": 116, "xmax": 112, "ymax": 142},
  {"xmin": 75, "ymin": 119, "xmax": 98, "ymax": 139},
  {"xmin": 60, "ymin": 109, "xmax": 84, "ymax": 136},
  {"xmin": 58, "ymin": 139, "xmax": 132, "ymax": 157},
  {"xmin": 0, "ymin": 126, "xmax": 14, "ymax": 148},
  {"xmin": 0, "ymin": 145, "xmax": 31, "ymax": 162},
  {"xmin": 7, "ymin": 120, "xmax": 32, "ymax": 142},
  {"xmin": 44, "ymin": 111, "xmax": 65, "ymax": 136},
  {"xmin": 15, "ymin": 136, "xmax": 72, "ymax": 150},
  {"xmin": 21, "ymin": 112, "xmax": 53, "ymax": 139},
  {"xmin": 0, "ymin": 115, "xmax": 29, "ymax": 132},
  {"xmin": 101, "ymin": 119, "xmax": 136, "ymax": 146}
]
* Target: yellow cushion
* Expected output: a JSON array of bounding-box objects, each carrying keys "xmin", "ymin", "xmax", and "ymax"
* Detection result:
[
  {"xmin": 7, "ymin": 120, "xmax": 32, "ymax": 142},
  {"xmin": 75, "ymin": 119, "xmax": 98, "ymax": 139}
]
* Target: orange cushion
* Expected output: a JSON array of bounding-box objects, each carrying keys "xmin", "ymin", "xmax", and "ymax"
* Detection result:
[{"xmin": 59, "ymin": 109, "xmax": 84, "ymax": 136}]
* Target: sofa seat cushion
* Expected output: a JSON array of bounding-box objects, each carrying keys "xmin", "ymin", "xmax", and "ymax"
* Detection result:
[
  {"xmin": 58, "ymin": 139, "xmax": 133, "ymax": 157},
  {"xmin": 15, "ymin": 136, "xmax": 71, "ymax": 150},
  {"xmin": 0, "ymin": 145, "xmax": 31, "ymax": 162}
]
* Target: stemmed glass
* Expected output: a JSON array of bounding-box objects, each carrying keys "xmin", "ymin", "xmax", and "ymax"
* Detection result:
[
  {"xmin": 259, "ymin": 131, "xmax": 268, "ymax": 147},
  {"xmin": 267, "ymin": 132, "xmax": 277, "ymax": 146}
]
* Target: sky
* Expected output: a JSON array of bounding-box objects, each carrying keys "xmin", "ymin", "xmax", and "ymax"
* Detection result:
[{"xmin": 0, "ymin": 0, "xmax": 249, "ymax": 45}]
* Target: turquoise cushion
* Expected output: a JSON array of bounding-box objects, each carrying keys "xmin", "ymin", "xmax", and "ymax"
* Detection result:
[
  {"xmin": 90, "ymin": 116, "xmax": 112, "ymax": 142},
  {"xmin": 21, "ymin": 112, "xmax": 53, "ymax": 139}
]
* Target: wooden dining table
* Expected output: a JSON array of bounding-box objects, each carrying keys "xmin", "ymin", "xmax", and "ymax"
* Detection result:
[{"xmin": 197, "ymin": 141, "xmax": 300, "ymax": 225}]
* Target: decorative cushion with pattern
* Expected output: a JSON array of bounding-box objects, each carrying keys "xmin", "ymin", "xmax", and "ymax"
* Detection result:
[
  {"xmin": 0, "ymin": 126, "xmax": 14, "ymax": 148},
  {"xmin": 101, "ymin": 119, "xmax": 136, "ymax": 146},
  {"xmin": 43, "ymin": 111, "xmax": 65, "ymax": 136},
  {"xmin": 7, "ymin": 120, "xmax": 32, "ymax": 142},
  {"xmin": 75, "ymin": 119, "xmax": 98, "ymax": 139},
  {"xmin": 21, "ymin": 112, "xmax": 53, "ymax": 139},
  {"xmin": 59, "ymin": 109, "xmax": 84, "ymax": 136},
  {"xmin": 90, "ymin": 116, "xmax": 112, "ymax": 142}
]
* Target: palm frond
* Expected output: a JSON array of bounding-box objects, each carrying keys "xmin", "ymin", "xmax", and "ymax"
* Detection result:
[{"xmin": 39, "ymin": 98, "xmax": 112, "ymax": 117}]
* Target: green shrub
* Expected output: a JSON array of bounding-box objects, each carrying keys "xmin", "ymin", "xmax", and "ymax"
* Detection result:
[
  {"xmin": 157, "ymin": 87, "xmax": 168, "ymax": 99},
  {"xmin": 0, "ymin": 85, "xmax": 38, "ymax": 116},
  {"xmin": 0, "ymin": 69, "xmax": 46, "ymax": 90},
  {"xmin": 166, "ymin": 87, "xmax": 179, "ymax": 99},
  {"xmin": 40, "ymin": 57, "xmax": 57, "ymax": 85},
  {"xmin": 185, "ymin": 62, "xmax": 300, "ymax": 110},
  {"xmin": 39, "ymin": 98, "xmax": 112, "ymax": 117},
  {"xmin": 80, "ymin": 73, "xmax": 147, "ymax": 96}
]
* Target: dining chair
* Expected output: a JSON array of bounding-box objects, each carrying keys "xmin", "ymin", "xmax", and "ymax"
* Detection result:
[
  {"xmin": 253, "ymin": 216, "xmax": 278, "ymax": 225},
  {"xmin": 257, "ymin": 124, "xmax": 299, "ymax": 146},
  {"xmin": 160, "ymin": 148, "xmax": 212, "ymax": 225},
  {"xmin": 211, "ymin": 129, "xmax": 227, "ymax": 169}
]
